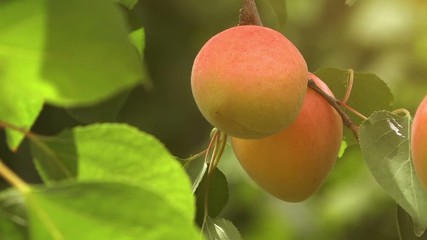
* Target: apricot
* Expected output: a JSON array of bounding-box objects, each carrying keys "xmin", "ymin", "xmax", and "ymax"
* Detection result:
[
  {"xmin": 411, "ymin": 96, "xmax": 427, "ymax": 190},
  {"xmin": 232, "ymin": 73, "xmax": 343, "ymax": 202},
  {"xmin": 191, "ymin": 25, "xmax": 308, "ymax": 139}
]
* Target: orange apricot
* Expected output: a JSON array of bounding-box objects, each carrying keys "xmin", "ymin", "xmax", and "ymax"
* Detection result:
[
  {"xmin": 191, "ymin": 25, "xmax": 308, "ymax": 139},
  {"xmin": 232, "ymin": 73, "xmax": 343, "ymax": 202},
  {"xmin": 411, "ymin": 96, "xmax": 427, "ymax": 190}
]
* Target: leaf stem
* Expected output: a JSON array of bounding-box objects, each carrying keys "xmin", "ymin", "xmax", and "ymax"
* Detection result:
[
  {"xmin": 338, "ymin": 102, "xmax": 368, "ymax": 121},
  {"xmin": 239, "ymin": 0, "xmax": 263, "ymax": 26},
  {"xmin": 0, "ymin": 160, "xmax": 31, "ymax": 193},
  {"xmin": 308, "ymin": 79, "xmax": 360, "ymax": 142},
  {"xmin": 201, "ymin": 131, "xmax": 228, "ymax": 233},
  {"xmin": 342, "ymin": 69, "xmax": 354, "ymax": 104}
]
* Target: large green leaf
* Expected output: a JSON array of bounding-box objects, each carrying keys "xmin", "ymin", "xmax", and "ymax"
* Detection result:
[
  {"xmin": 30, "ymin": 123, "xmax": 195, "ymax": 221},
  {"xmin": 359, "ymin": 111, "xmax": 427, "ymax": 236},
  {"xmin": 24, "ymin": 182, "xmax": 200, "ymax": 240},
  {"xmin": 0, "ymin": 0, "xmax": 143, "ymax": 150}
]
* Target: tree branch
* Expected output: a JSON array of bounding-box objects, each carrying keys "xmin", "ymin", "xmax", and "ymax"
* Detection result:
[
  {"xmin": 239, "ymin": 0, "xmax": 263, "ymax": 26},
  {"xmin": 307, "ymin": 79, "xmax": 360, "ymax": 142}
]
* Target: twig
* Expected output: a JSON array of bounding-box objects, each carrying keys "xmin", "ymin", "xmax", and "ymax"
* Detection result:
[
  {"xmin": 308, "ymin": 79, "xmax": 360, "ymax": 142},
  {"xmin": 239, "ymin": 0, "xmax": 263, "ymax": 26}
]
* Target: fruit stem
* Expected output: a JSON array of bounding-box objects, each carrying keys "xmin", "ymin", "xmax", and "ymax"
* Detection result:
[
  {"xmin": 308, "ymin": 79, "xmax": 360, "ymax": 142},
  {"xmin": 239, "ymin": 0, "xmax": 263, "ymax": 26}
]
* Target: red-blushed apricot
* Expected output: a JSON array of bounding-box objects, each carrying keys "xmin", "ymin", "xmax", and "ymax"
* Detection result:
[
  {"xmin": 411, "ymin": 96, "xmax": 427, "ymax": 190},
  {"xmin": 232, "ymin": 73, "xmax": 343, "ymax": 202},
  {"xmin": 191, "ymin": 25, "xmax": 308, "ymax": 139}
]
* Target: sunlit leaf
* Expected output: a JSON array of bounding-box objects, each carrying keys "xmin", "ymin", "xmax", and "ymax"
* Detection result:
[
  {"xmin": 30, "ymin": 123, "xmax": 195, "ymax": 221},
  {"xmin": 359, "ymin": 111, "xmax": 427, "ymax": 236},
  {"xmin": 129, "ymin": 28, "xmax": 145, "ymax": 58},
  {"xmin": 0, "ymin": 0, "xmax": 143, "ymax": 150},
  {"xmin": 25, "ymin": 182, "xmax": 200, "ymax": 240}
]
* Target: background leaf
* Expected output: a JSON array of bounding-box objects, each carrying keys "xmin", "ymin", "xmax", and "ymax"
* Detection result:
[
  {"xmin": 315, "ymin": 68, "xmax": 393, "ymax": 144},
  {"xmin": 30, "ymin": 123, "xmax": 195, "ymax": 221},
  {"xmin": 259, "ymin": 0, "xmax": 287, "ymax": 32},
  {"xmin": 359, "ymin": 111, "xmax": 427, "ymax": 236},
  {"xmin": 116, "ymin": 0, "xmax": 139, "ymax": 9},
  {"xmin": 345, "ymin": 0, "xmax": 358, "ymax": 6},
  {"xmin": 0, "ymin": 0, "xmax": 143, "ymax": 150},
  {"xmin": 25, "ymin": 182, "xmax": 200, "ymax": 240},
  {"xmin": 195, "ymin": 168, "xmax": 229, "ymax": 225}
]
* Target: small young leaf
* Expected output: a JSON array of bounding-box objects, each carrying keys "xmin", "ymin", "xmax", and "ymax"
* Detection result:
[
  {"xmin": 30, "ymin": 123, "xmax": 195, "ymax": 221},
  {"xmin": 25, "ymin": 182, "xmax": 201, "ymax": 240},
  {"xmin": 204, "ymin": 217, "xmax": 242, "ymax": 240},
  {"xmin": 196, "ymin": 168, "xmax": 229, "ymax": 225},
  {"xmin": 129, "ymin": 28, "xmax": 145, "ymax": 58},
  {"xmin": 359, "ymin": 111, "xmax": 427, "ymax": 236},
  {"xmin": 397, "ymin": 206, "xmax": 427, "ymax": 240}
]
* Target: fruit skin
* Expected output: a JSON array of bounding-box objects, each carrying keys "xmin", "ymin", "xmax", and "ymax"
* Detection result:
[
  {"xmin": 232, "ymin": 73, "xmax": 343, "ymax": 202},
  {"xmin": 191, "ymin": 25, "xmax": 308, "ymax": 139},
  {"xmin": 411, "ymin": 96, "xmax": 427, "ymax": 190}
]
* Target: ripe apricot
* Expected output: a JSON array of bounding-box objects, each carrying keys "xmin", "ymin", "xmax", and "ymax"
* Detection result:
[
  {"xmin": 191, "ymin": 25, "xmax": 308, "ymax": 139},
  {"xmin": 411, "ymin": 96, "xmax": 427, "ymax": 190},
  {"xmin": 232, "ymin": 73, "xmax": 343, "ymax": 202}
]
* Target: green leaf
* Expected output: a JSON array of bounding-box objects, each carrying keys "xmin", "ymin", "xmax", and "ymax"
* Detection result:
[
  {"xmin": 196, "ymin": 168, "xmax": 229, "ymax": 225},
  {"xmin": 129, "ymin": 28, "xmax": 145, "ymax": 58},
  {"xmin": 0, "ymin": 0, "xmax": 143, "ymax": 149},
  {"xmin": 315, "ymin": 68, "xmax": 393, "ymax": 144},
  {"xmin": 203, "ymin": 217, "xmax": 242, "ymax": 240},
  {"xmin": 25, "ymin": 182, "xmax": 200, "ymax": 240},
  {"xmin": 359, "ymin": 111, "xmax": 427, "ymax": 236},
  {"xmin": 0, "ymin": 189, "xmax": 27, "ymax": 240},
  {"xmin": 397, "ymin": 206, "xmax": 427, "ymax": 240},
  {"xmin": 30, "ymin": 123, "xmax": 195, "ymax": 221}
]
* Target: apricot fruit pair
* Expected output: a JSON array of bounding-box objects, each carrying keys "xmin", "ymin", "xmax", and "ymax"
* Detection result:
[
  {"xmin": 411, "ymin": 96, "xmax": 427, "ymax": 190},
  {"xmin": 191, "ymin": 26, "xmax": 342, "ymax": 202},
  {"xmin": 191, "ymin": 25, "xmax": 308, "ymax": 139},
  {"xmin": 232, "ymin": 73, "xmax": 343, "ymax": 202}
]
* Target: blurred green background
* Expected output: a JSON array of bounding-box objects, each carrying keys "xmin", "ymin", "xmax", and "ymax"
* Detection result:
[{"xmin": 1, "ymin": 0, "xmax": 427, "ymax": 239}]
